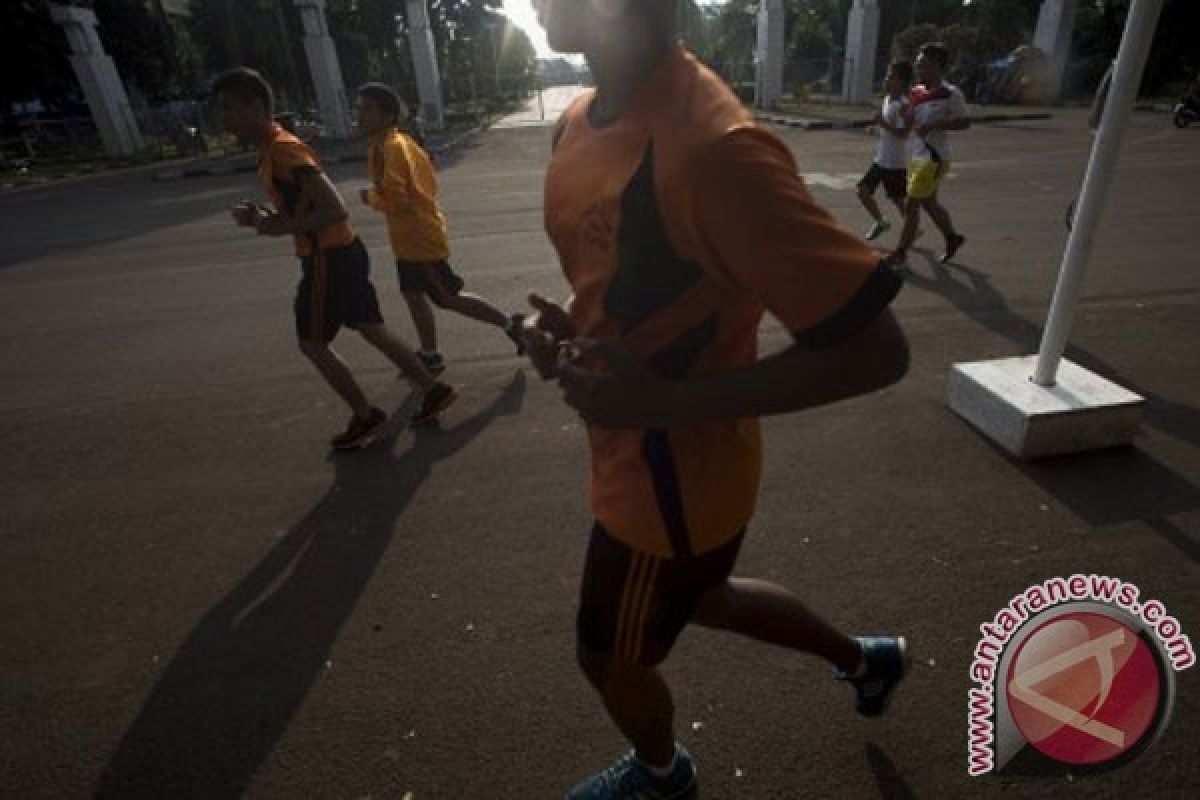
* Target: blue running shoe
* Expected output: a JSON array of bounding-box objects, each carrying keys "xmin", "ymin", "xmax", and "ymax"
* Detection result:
[
  {"xmin": 835, "ymin": 635, "xmax": 908, "ymax": 717},
  {"xmin": 567, "ymin": 744, "xmax": 697, "ymax": 800}
]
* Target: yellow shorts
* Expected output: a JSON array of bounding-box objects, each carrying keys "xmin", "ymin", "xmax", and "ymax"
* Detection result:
[{"xmin": 907, "ymin": 159, "xmax": 948, "ymax": 199}]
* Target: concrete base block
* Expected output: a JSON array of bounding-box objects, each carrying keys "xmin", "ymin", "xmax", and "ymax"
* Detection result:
[{"xmin": 947, "ymin": 355, "xmax": 1144, "ymax": 459}]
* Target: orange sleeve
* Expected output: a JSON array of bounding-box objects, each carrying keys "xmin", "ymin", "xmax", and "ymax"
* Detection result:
[
  {"xmin": 691, "ymin": 128, "xmax": 901, "ymax": 345},
  {"xmin": 270, "ymin": 139, "xmax": 321, "ymax": 183}
]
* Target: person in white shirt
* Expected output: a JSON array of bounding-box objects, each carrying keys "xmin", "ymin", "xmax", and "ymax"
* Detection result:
[
  {"xmin": 858, "ymin": 61, "xmax": 913, "ymax": 241},
  {"xmin": 886, "ymin": 42, "xmax": 970, "ymax": 266}
]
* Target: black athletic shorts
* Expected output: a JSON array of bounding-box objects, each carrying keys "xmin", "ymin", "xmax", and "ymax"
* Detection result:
[
  {"xmin": 577, "ymin": 523, "xmax": 745, "ymax": 667},
  {"xmin": 396, "ymin": 259, "xmax": 466, "ymax": 302},
  {"xmin": 859, "ymin": 163, "xmax": 908, "ymax": 201},
  {"xmin": 295, "ymin": 237, "xmax": 384, "ymax": 342}
]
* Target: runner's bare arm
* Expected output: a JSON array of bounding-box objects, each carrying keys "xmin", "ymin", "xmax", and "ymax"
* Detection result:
[
  {"xmin": 257, "ymin": 170, "xmax": 348, "ymax": 236},
  {"xmin": 558, "ymin": 308, "xmax": 908, "ymax": 428}
]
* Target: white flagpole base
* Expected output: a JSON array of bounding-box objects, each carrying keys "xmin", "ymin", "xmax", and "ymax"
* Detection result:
[{"xmin": 947, "ymin": 356, "xmax": 1144, "ymax": 460}]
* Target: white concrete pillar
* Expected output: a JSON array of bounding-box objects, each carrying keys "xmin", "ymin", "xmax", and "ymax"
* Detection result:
[
  {"xmin": 1034, "ymin": 0, "xmax": 1080, "ymax": 100},
  {"xmin": 294, "ymin": 0, "xmax": 352, "ymax": 139},
  {"xmin": 755, "ymin": 0, "xmax": 784, "ymax": 109},
  {"xmin": 49, "ymin": 5, "xmax": 144, "ymax": 158},
  {"xmin": 841, "ymin": 0, "xmax": 881, "ymax": 105},
  {"xmin": 406, "ymin": 0, "xmax": 445, "ymax": 130}
]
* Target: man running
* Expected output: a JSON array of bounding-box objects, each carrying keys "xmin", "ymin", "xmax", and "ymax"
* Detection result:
[
  {"xmin": 858, "ymin": 61, "xmax": 913, "ymax": 241},
  {"xmin": 355, "ymin": 82, "xmax": 525, "ymax": 376},
  {"xmin": 215, "ymin": 68, "xmax": 457, "ymax": 448},
  {"xmin": 525, "ymin": 2, "xmax": 911, "ymax": 797},
  {"xmin": 886, "ymin": 41, "xmax": 970, "ymax": 267}
]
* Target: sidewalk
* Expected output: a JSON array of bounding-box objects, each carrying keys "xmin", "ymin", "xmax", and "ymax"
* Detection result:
[{"xmin": 757, "ymin": 100, "xmax": 1055, "ymax": 130}]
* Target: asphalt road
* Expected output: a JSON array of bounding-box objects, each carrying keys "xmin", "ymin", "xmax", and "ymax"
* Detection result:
[{"xmin": 1, "ymin": 110, "xmax": 1198, "ymax": 799}]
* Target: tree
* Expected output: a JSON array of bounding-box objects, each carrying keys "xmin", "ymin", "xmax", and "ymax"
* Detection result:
[
  {"xmin": 1, "ymin": 1, "xmax": 75, "ymax": 111},
  {"xmin": 94, "ymin": 0, "xmax": 199, "ymax": 101}
]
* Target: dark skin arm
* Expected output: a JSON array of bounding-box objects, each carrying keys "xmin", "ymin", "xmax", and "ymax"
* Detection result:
[
  {"xmin": 255, "ymin": 170, "xmax": 350, "ymax": 237},
  {"xmin": 555, "ymin": 308, "xmax": 909, "ymax": 429}
]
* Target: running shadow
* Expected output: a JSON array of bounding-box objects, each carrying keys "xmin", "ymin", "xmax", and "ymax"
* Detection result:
[
  {"xmin": 902, "ymin": 258, "xmax": 1200, "ymax": 563},
  {"xmin": 865, "ymin": 744, "xmax": 916, "ymax": 800},
  {"xmin": 94, "ymin": 372, "xmax": 526, "ymax": 799},
  {"xmin": 901, "ymin": 256, "xmax": 1200, "ymax": 450}
]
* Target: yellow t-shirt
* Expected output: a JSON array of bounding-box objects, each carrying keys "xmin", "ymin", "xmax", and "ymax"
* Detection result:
[
  {"xmin": 365, "ymin": 129, "xmax": 449, "ymax": 262},
  {"xmin": 545, "ymin": 46, "xmax": 901, "ymax": 558}
]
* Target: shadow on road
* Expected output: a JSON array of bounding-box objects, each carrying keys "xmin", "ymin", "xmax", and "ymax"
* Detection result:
[
  {"xmin": 94, "ymin": 371, "xmax": 526, "ymax": 799},
  {"xmin": 902, "ymin": 256, "xmax": 1200, "ymax": 564},
  {"xmin": 866, "ymin": 743, "xmax": 916, "ymax": 800}
]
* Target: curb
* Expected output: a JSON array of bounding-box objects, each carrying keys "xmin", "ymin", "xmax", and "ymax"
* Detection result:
[
  {"xmin": 755, "ymin": 110, "xmax": 1054, "ymax": 131},
  {"xmin": 151, "ymin": 125, "xmax": 484, "ymax": 182}
]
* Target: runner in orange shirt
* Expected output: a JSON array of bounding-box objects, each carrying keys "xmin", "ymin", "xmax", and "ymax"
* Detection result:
[
  {"xmin": 525, "ymin": 2, "xmax": 912, "ymax": 797},
  {"xmin": 215, "ymin": 68, "xmax": 457, "ymax": 448}
]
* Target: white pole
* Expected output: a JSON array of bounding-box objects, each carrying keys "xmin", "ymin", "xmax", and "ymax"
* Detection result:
[{"xmin": 1032, "ymin": 0, "xmax": 1164, "ymax": 386}]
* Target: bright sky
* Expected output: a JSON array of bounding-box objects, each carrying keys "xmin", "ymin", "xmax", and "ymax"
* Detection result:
[
  {"xmin": 501, "ymin": 1, "xmax": 554, "ymax": 60},
  {"xmin": 502, "ymin": 1, "xmax": 729, "ymax": 60}
]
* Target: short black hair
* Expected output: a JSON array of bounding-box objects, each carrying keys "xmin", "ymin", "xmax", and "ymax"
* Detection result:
[
  {"xmin": 889, "ymin": 61, "xmax": 914, "ymax": 85},
  {"xmin": 213, "ymin": 67, "xmax": 274, "ymax": 115},
  {"xmin": 918, "ymin": 42, "xmax": 951, "ymax": 69},
  {"xmin": 357, "ymin": 82, "xmax": 405, "ymax": 124}
]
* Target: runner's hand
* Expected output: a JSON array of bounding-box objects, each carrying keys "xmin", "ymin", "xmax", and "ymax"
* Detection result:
[
  {"xmin": 255, "ymin": 211, "xmax": 292, "ymax": 236},
  {"xmin": 231, "ymin": 201, "xmax": 261, "ymax": 227},
  {"xmin": 524, "ymin": 326, "xmax": 562, "ymax": 380},
  {"xmin": 522, "ymin": 293, "xmax": 577, "ymax": 379},
  {"xmin": 556, "ymin": 338, "xmax": 678, "ymax": 429},
  {"xmin": 527, "ymin": 293, "xmax": 576, "ymax": 341}
]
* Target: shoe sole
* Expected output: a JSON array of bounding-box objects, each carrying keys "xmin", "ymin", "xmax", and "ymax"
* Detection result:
[
  {"xmin": 331, "ymin": 419, "xmax": 388, "ymax": 451},
  {"xmin": 412, "ymin": 386, "xmax": 459, "ymax": 426}
]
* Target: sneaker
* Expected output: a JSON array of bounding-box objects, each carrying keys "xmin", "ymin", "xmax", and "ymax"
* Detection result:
[
  {"xmin": 330, "ymin": 407, "xmax": 387, "ymax": 450},
  {"xmin": 865, "ymin": 219, "xmax": 890, "ymax": 241},
  {"xmin": 417, "ymin": 350, "xmax": 445, "ymax": 375},
  {"xmin": 567, "ymin": 744, "xmax": 696, "ymax": 800},
  {"xmin": 506, "ymin": 313, "xmax": 527, "ymax": 356},
  {"xmin": 835, "ymin": 635, "xmax": 909, "ymax": 717},
  {"xmin": 411, "ymin": 381, "xmax": 458, "ymax": 425},
  {"xmin": 941, "ymin": 233, "xmax": 966, "ymax": 263}
]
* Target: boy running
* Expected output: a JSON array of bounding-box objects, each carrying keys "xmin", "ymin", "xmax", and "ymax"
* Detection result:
[
  {"xmin": 526, "ymin": 2, "xmax": 911, "ymax": 797},
  {"xmin": 214, "ymin": 68, "xmax": 457, "ymax": 448},
  {"xmin": 355, "ymin": 82, "xmax": 525, "ymax": 376},
  {"xmin": 859, "ymin": 61, "xmax": 913, "ymax": 241},
  {"xmin": 886, "ymin": 42, "xmax": 970, "ymax": 266}
]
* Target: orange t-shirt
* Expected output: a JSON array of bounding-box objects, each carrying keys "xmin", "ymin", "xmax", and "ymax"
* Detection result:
[
  {"xmin": 256, "ymin": 123, "xmax": 355, "ymax": 257},
  {"xmin": 544, "ymin": 46, "xmax": 901, "ymax": 558}
]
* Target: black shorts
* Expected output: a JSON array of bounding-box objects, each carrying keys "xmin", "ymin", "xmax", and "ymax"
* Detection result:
[
  {"xmin": 295, "ymin": 238, "xmax": 384, "ymax": 342},
  {"xmin": 577, "ymin": 523, "xmax": 744, "ymax": 667},
  {"xmin": 396, "ymin": 259, "xmax": 466, "ymax": 303},
  {"xmin": 859, "ymin": 163, "xmax": 908, "ymax": 201}
]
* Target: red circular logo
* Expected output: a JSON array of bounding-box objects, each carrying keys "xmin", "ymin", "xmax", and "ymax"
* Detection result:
[{"xmin": 1006, "ymin": 612, "xmax": 1162, "ymax": 765}]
